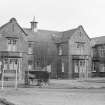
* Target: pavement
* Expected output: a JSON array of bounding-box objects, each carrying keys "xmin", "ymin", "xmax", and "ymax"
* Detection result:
[
  {"xmin": 0, "ymin": 87, "xmax": 105, "ymax": 105},
  {"xmin": 0, "ymin": 77, "xmax": 105, "ymax": 89},
  {"xmin": 47, "ymin": 77, "xmax": 105, "ymax": 89}
]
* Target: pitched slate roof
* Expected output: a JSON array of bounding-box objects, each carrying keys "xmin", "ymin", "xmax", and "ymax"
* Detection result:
[
  {"xmin": 24, "ymin": 28, "xmax": 58, "ymax": 59},
  {"xmin": 52, "ymin": 26, "xmax": 79, "ymax": 44},
  {"xmin": 91, "ymin": 36, "xmax": 105, "ymax": 46},
  {"xmin": 54, "ymin": 25, "xmax": 90, "ymax": 43},
  {"xmin": 51, "ymin": 32, "xmax": 63, "ymax": 43},
  {"xmin": 51, "ymin": 27, "xmax": 79, "ymax": 44},
  {"xmin": 24, "ymin": 28, "xmax": 59, "ymax": 42},
  {"xmin": 60, "ymin": 28, "xmax": 78, "ymax": 43}
]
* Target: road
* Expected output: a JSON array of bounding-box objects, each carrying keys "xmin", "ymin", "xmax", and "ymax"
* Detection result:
[{"xmin": 0, "ymin": 88, "xmax": 105, "ymax": 105}]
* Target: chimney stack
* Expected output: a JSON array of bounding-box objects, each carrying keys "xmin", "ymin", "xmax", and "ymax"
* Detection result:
[{"xmin": 30, "ymin": 16, "xmax": 38, "ymax": 32}]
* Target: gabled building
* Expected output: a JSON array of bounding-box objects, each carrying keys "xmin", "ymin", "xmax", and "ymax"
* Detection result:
[
  {"xmin": 0, "ymin": 17, "xmax": 58, "ymax": 80},
  {"xmin": 0, "ymin": 18, "xmax": 28, "ymax": 80},
  {"xmin": 0, "ymin": 17, "xmax": 93, "ymax": 80},
  {"xmin": 53, "ymin": 26, "xmax": 91, "ymax": 79}
]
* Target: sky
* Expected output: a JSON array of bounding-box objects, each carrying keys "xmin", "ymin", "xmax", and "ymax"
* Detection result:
[{"xmin": 0, "ymin": 0, "xmax": 105, "ymax": 38}]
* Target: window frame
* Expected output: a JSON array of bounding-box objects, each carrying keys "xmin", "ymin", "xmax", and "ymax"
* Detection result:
[
  {"xmin": 7, "ymin": 38, "xmax": 17, "ymax": 52},
  {"xmin": 75, "ymin": 42, "xmax": 85, "ymax": 48},
  {"xmin": 28, "ymin": 43, "xmax": 33, "ymax": 54},
  {"xmin": 58, "ymin": 44, "xmax": 63, "ymax": 56}
]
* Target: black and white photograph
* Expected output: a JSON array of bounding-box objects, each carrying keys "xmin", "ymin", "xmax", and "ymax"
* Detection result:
[{"xmin": 0, "ymin": 0, "xmax": 105, "ymax": 105}]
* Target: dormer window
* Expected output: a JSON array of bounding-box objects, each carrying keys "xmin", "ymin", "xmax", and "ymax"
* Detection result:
[{"xmin": 8, "ymin": 38, "xmax": 17, "ymax": 51}]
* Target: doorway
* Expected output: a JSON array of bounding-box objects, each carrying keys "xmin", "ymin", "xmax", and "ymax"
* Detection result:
[{"xmin": 73, "ymin": 59, "xmax": 87, "ymax": 79}]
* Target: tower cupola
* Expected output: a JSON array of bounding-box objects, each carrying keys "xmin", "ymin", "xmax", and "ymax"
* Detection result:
[{"xmin": 30, "ymin": 16, "xmax": 38, "ymax": 32}]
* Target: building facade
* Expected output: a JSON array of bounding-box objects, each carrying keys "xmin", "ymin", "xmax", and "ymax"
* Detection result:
[
  {"xmin": 24, "ymin": 18, "xmax": 58, "ymax": 76},
  {"xmin": 91, "ymin": 36, "xmax": 105, "ymax": 77},
  {"xmin": 53, "ymin": 26, "xmax": 91, "ymax": 79},
  {"xmin": 0, "ymin": 18, "xmax": 28, "ymax": 80},
  {"xmin": 0, "ymin": 17, "xmax": 104, "ymax": 81}
]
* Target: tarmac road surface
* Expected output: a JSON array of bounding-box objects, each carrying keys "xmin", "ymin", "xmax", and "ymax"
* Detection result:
[
  {"xmin": 0, "ymin": 78, "xmax": 105, "ymax": 105},
  {"xmin": 0, "ymin": 88, "xmax": 105, "ymax": 105}
]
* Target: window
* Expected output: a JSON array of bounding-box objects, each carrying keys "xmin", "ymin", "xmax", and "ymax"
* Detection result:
[
  {"xmin": 28, "ymin": 60, "xmax": 33, "ymax": 65},
  {"xmin": 28, "ymin": 60, "xmax": 33, "ymax": 70},
  {"xmin": 8, "ymin": 39, "xmax": 17, "ymax": 51},
  {"xmin": 101, "ymin": 49, "xmax": 104, "ymax": 57},
  {"xmin": 47, "ymin": 65, "xmax": 51, "ymax": 72},
  {"xmin": 28, "ymin": 43, "xmax": 33, "ymax": 54},
  {"xmin": 100, "ymin": 64, "xmax": 105, "ymax": 72},
  {"xmin": 62, "ymin": 63, "xmax": 64, "ymax": 72},
  {"xmin": 28, "ymin": 65, "xmax": 32, "ymax": 70},
  {"xmin": 58, "ymin": 45, "xmax": 62, "ymax": 55},
  {"xmin": 3, "ymin": 59, "xmax": 18, "ymax": 70},
  {"xmin": 74, "ymin": 61, "xmax": 79, "ymax": 73},
  {"xmin": 76, "ymin": 42, "xmax": 85, "ymax": 48},
  {"xmin": 4, "ymin": 59, "xmax": 8, "ymax": 70},
  {"xmin": 98, "ymin": 47, "xmax": 105, "ymax": 57},
  {"xmin": 80, "ymin": 60, "xmax": 85, "ymax": 66},
  {"xmin": 9, "ymin": 59, "xmax": 17, "ymax": 70}
]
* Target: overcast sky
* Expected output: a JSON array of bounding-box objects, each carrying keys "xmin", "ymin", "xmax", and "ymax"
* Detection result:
[{"xmin": 0, "ymin": 0, "xmax": 105, "ymax": 38}]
